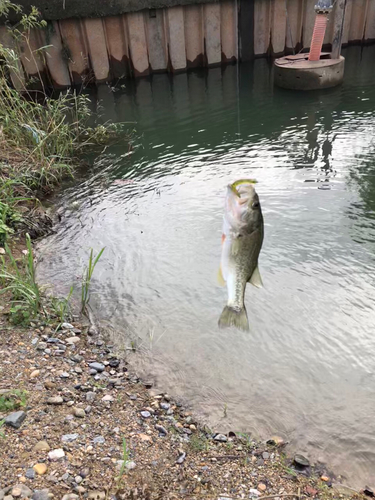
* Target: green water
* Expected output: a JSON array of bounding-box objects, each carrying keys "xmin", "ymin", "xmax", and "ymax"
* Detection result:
[{"xmin": 38, "ymin": 45, "xmax": 375, "ymax": 488}]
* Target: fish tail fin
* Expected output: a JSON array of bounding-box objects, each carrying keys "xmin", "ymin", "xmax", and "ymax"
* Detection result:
[{"xmin": 218, "ymin": 305, "xmax": 249, "ymax": 331}]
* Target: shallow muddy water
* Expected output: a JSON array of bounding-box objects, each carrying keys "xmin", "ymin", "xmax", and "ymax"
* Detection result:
[{"xmin": 37, "ymin": 46, "xmax": 375, "ymax": 488}]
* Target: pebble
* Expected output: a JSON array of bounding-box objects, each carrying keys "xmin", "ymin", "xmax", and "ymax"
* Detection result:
[
  {"xmin": 140, "ymin": 411, "xmax": 151, "ymax": 419},
  {"xmin": 155, "ymin": 424, "xmax": 168, "ymax": 435},
  {"xmin": 294, "ymin": 453, "xmax": 310, "ymax": 467},
  {"xmin": 62, "ymin": 322, "xmax": 74, "ymax": 329},
  {"xmin": 86, "ymin": 392, "xmax": 96, "ymax": 402},
  {"xmin": 25, "ymin": 468, "xmax": 36, "ymax": 479},
  {"xmin": 89, "ymin": 369, "xmax": 97, "ymax": 375},
  {"xmin": 11, "ymin": 485, "xmax": 32, "ymax": 498},
  {"xmin": 89, "ymin": 362, "xmax": 105, "ymax": 373},
  {"xmin": 262, "ymin": 451, "xmax": 270, "ymax": 460},
  {"xmin": 101, "ymin": 395, "xmax": 114, "ymax": 402},
  {"xmin": 93, "ymin": 436, "xmax": 105, "ymax": 444},
  {"xmin": 73, "ymin": 408, "xmax": 86, "ymax": 418},
  {"xmin": 33, "ymin": 463, "xmax": 48, "ymax": 475},
  {"xmin": 37, "ymin": 342, "xmax": 47, "ymax": 350},
  {"xmin": 47, "ymin": 396, "xmax": 63, "ymax": 405},
  {"xmin": 32, "ymin": 490, "xmax": 50, "ymax": 500},
  {"xmin": 66, "ymin": 337, "xmax": 80, "ymax": 344},
  {"xmin": 125, "ymin": 461, "xmax": 137, "ymax": 470},
  {"xmin": 62, "ymin": 433, "xmax": 79, "ymax": 442},
  {"xmin": 44, "ymin": 381, "xmax": 56, "ymax": 390},
  {"xmin": 176, "ymin": 452, "xmax": 186, "ymax": 464},
  {"xmin": 62, "ymin": 495, "xmax": 79, "ymax": 500},
  {"xmin": 33, "ymin": 440, "xmax": 50, "ymax": 452},
  {"xmin": 85, "ymin": 406, "xmax": 92, "ymax": 414},
  {"xmin": 363, "ymin": 486, "xmax": 375, "ymax": 497},
  {"xmin": 214, "ymin": 434, "xmax": 228, "ymax": 442},
  {"xmin": 160, "ymin": 402, "xmax": 170, "ymax": 410},
  {"xmin": 75, "ymin": 476, "xmax": 83, "ymax": 484},
  {"xmin": 249, "ymin": 489, "xmax": 261, "ymax": 498},
  {"xmin": 30, "ymin": 369, "xmax": 40, "ymax": 379},
  {"xmin": 258, "ymin": 483, "xmax": 267, "ymax": 492},
  {"xmin": 74, "ymin": 367, "xmax": 83, "ymax": 374},
  {"xmin": 87, "ymin": 492, "xmax": 105, "ymax": 500},
  {"xmin": 5, "ymin": 411, "xmax": 26, "ymax": 429},
  {"xmin": 109, "ymin": 359, "xmax": 120, "ymax": 367},
  {"xmin": 60, "ymin": 372, "xmax": 70, "ymax": 378},
  {"xmin": 48, "ymin": 448, "xmax": 65, "ymax": 461},
  {"xmin": 267, "ymin": 435, "xmax": 285, "ymax": 446}
]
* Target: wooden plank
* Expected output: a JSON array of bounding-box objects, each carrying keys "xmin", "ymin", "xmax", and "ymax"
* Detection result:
[
  {"xmin": 104, "ymin": 15, "xmax": 130, "ymax": 78},
  {"xmin": 204, "ymin": 3, "xmax": 221, "ymax": 65},
  {"xmin": 45, "ymin": 21, "xmax": 71, "ymax": 87},
  {"xmin": 221, "ymin": 1, "xmax": 237, "ymax": 61},
  {"xmin": 302, "ymin": 0, "xmax": 316, "ymax": 50},
  {"xmin": 184, "ymin": 5, "xmax": 204, "ymax": 67},
  {"xmin": 59, "ymin": 19, "xmax": 90, "ymax": 84},
  {"xmin": 126, "ymin": 11, "xmax": 150, "ymax": 76},
  {"xmin": 365, "ymin": 0, "xmax": 375, "ymax": 40},
  {"xmin": 349, "ymin": 0, "xmax": 367, "ymax": 41},
  {"xmin": 254, "ymin": 0, "xmax": 271, "ymax": 55},
  {"xmin": 146, "ymin": 8, "xmax": 167, "ymax": 71},
  {"xmin": 239, "ymin": 0, "xmax": 254, "ymax": 61},
  {"xmin": 342, "ymin": 0, "xmax": 353, "ymax": 44},
  {"xmin": 271, "ymin": 0, "xmax": 286, "ymax": 55},
  {"xmin": 286, "ymin": 0, "xmax": 303, "ymax": 49},
  {"xmin": 166, "ymin": 6, "xmax": 186, "ymax": 71},
  {"xmin": 84, "ymin": 18, "xmax": 110, "ymax": 82}
]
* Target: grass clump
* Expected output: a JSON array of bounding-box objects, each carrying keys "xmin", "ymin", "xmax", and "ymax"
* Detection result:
[
  {"xmin": 81, "ymin": 247, "xmax": 105, "ymax": 314},
  {"xmin": 0, "ymin": 389, "xmax": 27, "ymax": 412},
  {"xmin": 0, "ymin": 1, "xmax": 129, "ymax": 244}
]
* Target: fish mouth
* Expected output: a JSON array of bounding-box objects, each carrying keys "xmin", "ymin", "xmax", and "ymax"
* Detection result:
[{"xmin": 229, "ymin": 179, "xmax": 258, "ymax": 198}]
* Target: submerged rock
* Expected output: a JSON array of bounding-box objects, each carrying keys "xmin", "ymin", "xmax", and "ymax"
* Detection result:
[{"xmin": 294, "ymin": 454, "xmax": 310, "ymax": 468}]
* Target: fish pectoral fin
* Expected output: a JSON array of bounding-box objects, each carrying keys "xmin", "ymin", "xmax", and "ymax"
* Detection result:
[
  {"xmin": 217, "ymin": 265, "xmax": 226, "ymax": 286},
  {"xmin": 249, "ymin": 265, "xmax": 263, "ymax": 288}
]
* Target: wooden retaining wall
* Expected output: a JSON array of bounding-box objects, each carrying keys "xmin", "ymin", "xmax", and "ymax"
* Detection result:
[{"xmin": 0, "ymin": 0, "xmax": 375, "ymax": 88}]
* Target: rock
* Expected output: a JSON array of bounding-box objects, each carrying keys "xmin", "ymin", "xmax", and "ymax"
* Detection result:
[
  {"xmin": 30, "ymin": 370, "xmax": 40, "ymax": 379},
  {"xmin": 47, "ymin": 338, "xmax": 59, "ymax": 343},
  {"xmin": 257, "ymin": 483, "xmax": 266, "ymax": 492},
  {"xmin": 214, "ymin": 434, "xmax": 227, "ymax": 442},
  {"xmin": 60, "ymin": 372, "xmax": 70, "ymax": 378},
  {"xmin": 75, "ymin": 476, "xmax": 83, "ymax": 484},
  {"xmin": 109, "ymin": 359, "xmax": 120, "ymax": 368},
  {"xmin": 62, "ymin": 322, "xmax": 74, "ymax": 329},
  {"xmin": 87, "ymin": 491, "xmax": 105, "ymax": 500},
  {"xmin": 25, "ymin": 468, "xmax": 35, "ymax": 479},
  {"xmin": 66, "ymin": 337, "xmax": 80, "ymax": 344},
  {"xmin": 321, "ymin": 475, "xmax": 330, "ymax": 482},
  {"xmin": 47, "ymin": 396, "xmax": 63, "ymax": 405},
  {"xmin": 74, "ymin": 367, "xmax": 83, "ymax": 374},
  {"xmin": 267, "ymin": 435, "xmax": 285, "ymax": 446},
  {"xmin": 62, "ymin": 495, "xmax": 79, "ymax": 500},
  {"xmin": 88, "ymin": 362, "xmax": 105, "ymax": 373},
  {"xmin": 33, "ymin": 463, "xmax": 48, "ymax": 475},
  {"xmin": 294, "ymin": 454, "xmax": 310, "ymax": 467},
  {"xmin": 33, "ymin": 440, "xmax": 50, "ymax": 452},
  {"xmin": 80, "ymin": 468, "xmax": 90, "ymax": 478},
  {"xmin": 89, "ymin": 369, "xmax": 97, "ymax": 375},
  {"xmin": 37, "ymin": 342, "xmax": 47, "ymax": 350},
  {"xmin": 140, "ymin": 411, "xmax": 151, "ymax": 419},
  {"xmin": 86, "ymin": 392, "xmax": 96, "ymax": 402},
  {"xmin": 85, "ymin": 406, "xmax": 92, "ymax": 414},
  {"xmin": 176, "ymin": 452, "xmax": 186, "ymax": 464},
  {"xmin": 262, "ymin": 451, "xmax": 270, "ymax": 460},
  {"xmin": 62, "ymin": 433, "xmax": 79, "ymax": 442},
  {"xmin": 160, "ymin": 402, "xmax": 170, "ymax": 410},
  {"xmin": 101, "ymin": 395, "xmax": 114, "ymax": 402},
  {"xmin": 11, "ymin": 485, "xmax": 32, "ymax": 498},
  {"xmin": 5, "ymin": 411, "xmax": 26, "ymax": 429},
  {"xmin": 363, "ymin": 486, "xmax": 375, "ymax": 498},
  {"xmin": 73, "ymin": 408, "xmax": 85, "ymax": 418},
  {"xmin": 4, "ymin": 496, "xmax": 13, "ymax": 500},
  {"xmin": 48, "ymin": 448, "xmax": 65, "ymax": 461},
  {"xmin": 93, "ymin": 436, "xmax": 105, "ymax": 445},
  {"xmin": 125, "ymin": 461, "xmax": 136, "ymax": 470},
  {"xmin": 305, "ymin": 485, "xmax": 318, "ymax": 496},
  {"xmin": 155, "ymin": 424, "xmax": 168, "ymax": 435},
  {"xmin": 249, "ymin": 489, "xmax": 261, "ymax": 498},
  {"xmin": 44, "ymin": 381, "xmax": 56, "ymax": 390},
  {"xmin": 32, "ymin": 490, "xmax": 50, "ymax": 500}
]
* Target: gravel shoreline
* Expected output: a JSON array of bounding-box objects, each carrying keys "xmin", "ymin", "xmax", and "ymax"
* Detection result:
[{"xmin": 0, "ymin": 313, "xmax": 368, "ymax": 500}]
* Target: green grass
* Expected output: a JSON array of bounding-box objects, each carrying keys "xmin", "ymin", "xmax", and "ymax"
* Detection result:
[
  {"xmin": 81, "ymin": 247, "xmax": 105, "ymax": 314},
  {"xmin": 0, "ymin": 389, "xmax": 27, "ymax": 412},
  {"xmin": 189, "ymin": 433, "xmax": 210, "ymax": 452},
  {"xmin": 0, "ymin": 419, "xmax": 5, "ymax": 439},
  {"xmin": 116, "ymin": 437, "xmax": 130, "ymax": 486},
  {"xmin": 0, "ymin": 234, "xmax": 43, "ymax": 324},
  {"xmin": 49, "ymin": 285, "xmax": 74, "ymax": 327},
  {"xmin": 0, "ymin": 2, "xmax": 130, "ymax": 246}
]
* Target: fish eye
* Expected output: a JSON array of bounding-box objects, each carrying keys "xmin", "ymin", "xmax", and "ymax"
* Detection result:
[{"xmin": 252, "ymin": 201, "xmax": 260, "ymax": 209}]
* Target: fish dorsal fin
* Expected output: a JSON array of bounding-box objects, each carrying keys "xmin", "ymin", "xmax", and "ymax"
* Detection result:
[
  {"xmin": 249, "ymin": 265, "xmax": 263, "ymax": 288},
  {"xmin": 217, "ymin": 265, "xmax": 226, "ymax": 286}
]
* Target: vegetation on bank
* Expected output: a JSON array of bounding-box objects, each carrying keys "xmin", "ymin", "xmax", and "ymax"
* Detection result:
[{"xmin": 0, "ymin": 0, "xmax": 127, "ymax": 246}]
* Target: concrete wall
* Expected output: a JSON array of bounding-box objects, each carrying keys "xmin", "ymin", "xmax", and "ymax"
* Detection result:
[{"xmin": 1, "ymin": 0, "xmax": 375, "ymax": 87}]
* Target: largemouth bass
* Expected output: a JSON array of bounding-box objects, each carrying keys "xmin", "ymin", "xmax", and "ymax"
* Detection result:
[{"xmin": 218, "ymin": 179, "xmax": 264, "ymax": 331}]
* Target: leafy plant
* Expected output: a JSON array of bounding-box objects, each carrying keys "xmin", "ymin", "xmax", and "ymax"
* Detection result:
[
  {"xmin": 0, "ymin": 419, "xmax": 5, "ymax": 439},
  {"xmin": 49, "ymin": 285, "xmax": 74, "ymax": 327},
  {"xmin": 0, "ymin": 233, "xmax": 42, "ymax": 324},
  {"xmin": 0, "ymin": 389, "xmax": 27, "ymax": 412},
  {"xmin": 81, "ymin": 247, "xmax": 105, "ymax": 314}
]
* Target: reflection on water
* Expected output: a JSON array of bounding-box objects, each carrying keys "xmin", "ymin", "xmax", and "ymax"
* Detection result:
[{"xmin": 37, "ymin": 46, "xmax": 375, "ymax": 488}]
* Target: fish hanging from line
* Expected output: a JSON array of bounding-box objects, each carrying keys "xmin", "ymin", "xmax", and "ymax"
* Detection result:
[{"xmin": 218, "ymin": 179, "xmax": 264, "ymax": 332}]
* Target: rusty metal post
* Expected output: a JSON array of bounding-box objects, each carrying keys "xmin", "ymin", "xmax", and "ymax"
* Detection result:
[{"xmin": 331, "ymin": 0, "xmax": 347, "ymax": 59}]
